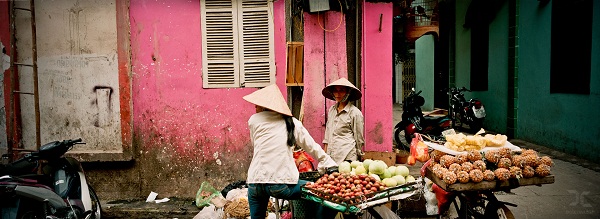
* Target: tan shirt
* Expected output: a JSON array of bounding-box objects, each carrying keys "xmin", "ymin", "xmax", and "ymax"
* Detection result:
[
  {"xmin": 246, "ymin": 111, "xmax": 337, "ymax": 184},
  {"xmin": 323, "ymin": 103, "xmax": 365, "ymax": 164}
]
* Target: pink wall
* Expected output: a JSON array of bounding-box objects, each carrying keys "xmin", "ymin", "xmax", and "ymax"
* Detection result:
[
  {"xmin": 362, "ymin": 2, "xmax": 393, "ymax": 152},
  {"xmin": 128, "ymin": 0, "xmax": 287, "ymax": 195},
  {"xmin": 303, "ymin": 11, "xmax": 348, "ymax": 147}
]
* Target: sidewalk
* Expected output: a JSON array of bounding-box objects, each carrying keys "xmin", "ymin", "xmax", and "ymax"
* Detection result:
[{"xmin": 101, "ymin": 138, "xmax": 600, "ymax": 219}]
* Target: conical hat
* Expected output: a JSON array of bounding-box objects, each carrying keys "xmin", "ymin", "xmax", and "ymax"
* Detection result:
[
  {"xmin": 322, "ymin": 78, "xmax": 362, "ymax": 101},
  {"xmin": 243, "ymin": 84, "xmax": 292, "ymax": 116}
]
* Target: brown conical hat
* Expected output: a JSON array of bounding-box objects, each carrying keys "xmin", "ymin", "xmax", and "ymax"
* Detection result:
[
  {"xmin": 243, "ymin": 84, "xmax": 292, "ymax": 116},
  {"xmin": 322, "ymin": 78, "xmax": 362, "ymax": 101}
]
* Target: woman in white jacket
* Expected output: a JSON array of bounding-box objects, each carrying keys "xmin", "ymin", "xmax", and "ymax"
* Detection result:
[{"xmin": 244, "ymin": 84, "xmax": 337, "ymax": 219}]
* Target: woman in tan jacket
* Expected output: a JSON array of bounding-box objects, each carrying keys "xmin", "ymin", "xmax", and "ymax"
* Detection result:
[{"xmin": 322, "ymin": 78, "xmax": 365, "ymax": 164}]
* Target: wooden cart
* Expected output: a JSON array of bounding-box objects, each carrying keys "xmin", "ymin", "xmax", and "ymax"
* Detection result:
[
  {"xmin": 300, "ymin": 181, "xmax": 422, "ymax": 219},
  {"xmin": 424, "ymin": 167, "xmax": 555, "ymax": 219}
]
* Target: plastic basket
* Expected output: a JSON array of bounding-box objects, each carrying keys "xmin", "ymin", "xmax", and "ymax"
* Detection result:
[
  {"xmin": 299, "ymin": 171, "xmax": 321, "ymax": 182},
  {"xmin": 291, "ymin": 199, "xmax": 317, "ymax": 219}
]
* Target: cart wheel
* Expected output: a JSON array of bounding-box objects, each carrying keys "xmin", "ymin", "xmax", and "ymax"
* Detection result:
[
  {"xmin": 452, "ymin": 193, "xmax": 486, "ymax": 219},
  {"xmin": 484, "ymin": 203, "xmax": 515, "ymax": 219}
]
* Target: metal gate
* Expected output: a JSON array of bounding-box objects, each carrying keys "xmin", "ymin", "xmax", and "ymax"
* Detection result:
[{"xmin": 402, "ymin": 57, "xmax": 416, "ymax": 101}]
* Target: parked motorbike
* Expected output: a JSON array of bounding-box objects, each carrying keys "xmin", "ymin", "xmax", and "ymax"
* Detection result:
[
  {"xmin": 0, "ymin": 138, "xmax": 101, "ymax": 219},
  {"xmin": 446, "ymin": 87, "xmax": 486, "ymax": 133},
  {"xmin": 394, "ymin": 89, "xmax": 452, "ymax": 150}
]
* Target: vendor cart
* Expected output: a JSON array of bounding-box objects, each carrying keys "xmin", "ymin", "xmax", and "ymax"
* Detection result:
[
  {"xmin": 300, "ymin": 180, "xmax": 422, "ymax": 219},
  {"xmin": 422, "ymin": 138, "xmax": 556, "ymax": 219},
  {"xmin": 424, "ymin": 166, "xmax": 554, "ymax": 219}
]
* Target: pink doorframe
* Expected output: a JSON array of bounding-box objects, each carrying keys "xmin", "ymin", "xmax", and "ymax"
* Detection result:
[{"xmin": 361, "ymin": 1, "xmax": 393, "ymax": 152}]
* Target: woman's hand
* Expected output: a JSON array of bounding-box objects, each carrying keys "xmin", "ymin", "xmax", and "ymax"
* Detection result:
[{"xmin": 323, "ymin": 143, "xmax": 328, "ymax": 152}]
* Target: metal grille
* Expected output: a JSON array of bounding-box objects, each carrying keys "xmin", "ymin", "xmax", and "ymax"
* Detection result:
[{"xmin": 402, "ymin": 57, "xmax": 416, "ymax": 100}]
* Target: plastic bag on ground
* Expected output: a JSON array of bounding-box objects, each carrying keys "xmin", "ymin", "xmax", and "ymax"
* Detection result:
[
  {"xmin": 225, "ymin": 188, "xmax": 248, "ymax": 201},
  {"xmin": 196, "ymin": 181, "xmax": 221, "ymax": 208},
  {"xmin": 221, "ymin": 180, "xmax": 247, "ymax": 197},
  {"xmin": 193, "ymin": 204, "xmax": 224, "ymax": 219}
]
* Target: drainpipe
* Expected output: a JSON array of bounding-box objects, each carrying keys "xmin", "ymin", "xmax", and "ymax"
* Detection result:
[{"xmin": 507, "ymin": 0, "xmax": 519, "ymax": 138}]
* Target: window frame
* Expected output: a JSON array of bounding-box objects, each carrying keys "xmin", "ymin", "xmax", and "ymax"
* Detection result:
[{"xmin": 200, "ymin": 0, "xmax": 275, "ymax": 88}]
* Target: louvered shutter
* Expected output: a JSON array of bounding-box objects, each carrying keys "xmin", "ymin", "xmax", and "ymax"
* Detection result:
[
  {"xmin": 201, "ymin": 0, "xmax": 240, "ymax": 88},
  {"xmin": 237, "ymin": 0, "xmax": 275, "ymax": 88}
]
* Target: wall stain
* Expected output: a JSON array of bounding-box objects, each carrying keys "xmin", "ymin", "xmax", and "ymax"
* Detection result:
[{"xmin": 368, "ymin": 121, "xmax": 384, "ymax": 144}]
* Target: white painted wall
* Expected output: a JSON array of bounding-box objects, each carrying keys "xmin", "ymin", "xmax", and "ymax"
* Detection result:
[{"xmin": 15, "ymin": 0, "xmax": 122, "ymax": 152}]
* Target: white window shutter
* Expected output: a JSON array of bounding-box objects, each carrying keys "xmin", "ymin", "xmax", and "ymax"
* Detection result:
[
  {"xmin": 237, "ymin": 0, "xmax": 275, "ymax": 88},
  {"xmin": 201, "ymin": 0, "xmax": 240, "ymax": 88}
]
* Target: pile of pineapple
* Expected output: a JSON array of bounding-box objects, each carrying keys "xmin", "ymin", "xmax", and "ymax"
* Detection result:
[{"xmin": 429, "ymin": 147, "xmax": 553, "ymax": 185}]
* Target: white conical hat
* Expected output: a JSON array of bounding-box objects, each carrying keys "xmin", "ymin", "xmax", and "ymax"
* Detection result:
[
  {"xmin": 322, "ymin": 77, "xmax": 362, "ymax": 101},
  {"xmin": 243, "ymin": 84, "xmax": 292, "ymax": 116}
]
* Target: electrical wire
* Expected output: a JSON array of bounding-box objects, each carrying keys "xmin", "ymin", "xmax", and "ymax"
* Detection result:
[{"xmin": 317, "ymin": 0, "xmax": 344, "ymax": 32}]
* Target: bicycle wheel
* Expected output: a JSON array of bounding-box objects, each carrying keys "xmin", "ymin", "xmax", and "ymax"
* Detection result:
[{"xmin": 484, "ymin": 203, "xmax": 515, "ymax": 219}]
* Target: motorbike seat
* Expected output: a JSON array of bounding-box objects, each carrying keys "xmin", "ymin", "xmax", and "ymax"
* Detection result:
[{"xmin": 423, "ymin": 115, "xmax": 449, "ymax": 123}]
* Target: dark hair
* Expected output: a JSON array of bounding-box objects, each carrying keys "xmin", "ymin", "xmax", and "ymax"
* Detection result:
[{"xmin": 283, "ymin": 115, "xmax": 296, "ymax": 147}]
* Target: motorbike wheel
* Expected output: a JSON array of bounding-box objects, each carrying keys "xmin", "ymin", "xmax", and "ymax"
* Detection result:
[
  {"xmin": 450, "ymin": 111, "xmax": 462, "ymax": 129},
  {"xmin": 17, "ymin": 198, "xmax": 46, "ymax": 219},
  {"xmin": 87, "ymin": 184, "xmax": 102, "ymax": 219},
  {"xmin": 394, "ymin": 128, "xmax": 410, "ymax": 151}
]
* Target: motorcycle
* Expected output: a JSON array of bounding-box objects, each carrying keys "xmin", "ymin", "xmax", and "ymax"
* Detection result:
[
  {"xmin": 0, "ymin": 138, "xmax": 101, "ymax": 219},
  {"xmin": 394, "ymin": 89, "xmax": 452, "ymax": 151},
  {"xmin": 446, "ymin": 87, "xmax": 486, "ymax": 133}
]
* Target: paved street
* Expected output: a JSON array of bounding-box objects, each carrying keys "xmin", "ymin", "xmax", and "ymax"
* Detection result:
[{"xmin": 490, "ymin": 146, "xmax": 600, "ymax": 219}]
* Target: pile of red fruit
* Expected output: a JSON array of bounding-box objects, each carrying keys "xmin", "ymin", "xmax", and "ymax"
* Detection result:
[{"xmin": 303, "ymin": 172, "xmax": 387, "ymax": 203}]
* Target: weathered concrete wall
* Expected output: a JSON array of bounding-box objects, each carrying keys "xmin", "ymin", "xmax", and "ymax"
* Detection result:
[
  {"xmin": 362, "ymin": 2, "xmax": 393, "ymax": 152},
  {"xmin": 14, "ymin": 0, "xmax": 124, "ymax": 152},
  {"xmin": 0, "ymin": 1, "xmax": 9, "ymax": 154}
]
